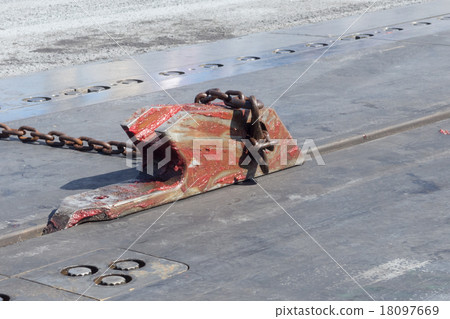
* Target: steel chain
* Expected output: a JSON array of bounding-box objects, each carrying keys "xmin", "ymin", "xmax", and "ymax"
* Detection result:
[
  {"xmin": 1, "ymin": 90, "xmax": 270, "ymax": 167},
  {"xmin": 195, "ymin": 88, "xmax": 277, "ymax": 174},
  {"xmin": 0, "ymin": 123, "xmax": 137, "ymax": 157}
]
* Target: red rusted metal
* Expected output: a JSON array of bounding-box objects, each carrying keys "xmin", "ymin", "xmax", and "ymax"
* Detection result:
[{"xmin": 44, "ymin": 98, "xmax": 303, "ymax": 233}]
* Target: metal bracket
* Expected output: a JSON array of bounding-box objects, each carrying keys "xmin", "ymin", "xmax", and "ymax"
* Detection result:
[{"xmin": 44, "ymin": 91, "xmax": 303, "ymax": 232}]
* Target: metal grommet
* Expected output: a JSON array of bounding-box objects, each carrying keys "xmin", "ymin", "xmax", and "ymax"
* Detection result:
[
  {"xmin": 95, "ymin": 274, "xmax": 132, "ymax": 286},
  {"xmin": 61, "ymin": 265, "xmax": 99, "ymax": 277},
  {"xmin": 110, "ymin": 259, "xmax": 145, "ymax": 271},
  {"xmin": 67, "ymin": 267, "xmax": 93, "ymax": 277}
]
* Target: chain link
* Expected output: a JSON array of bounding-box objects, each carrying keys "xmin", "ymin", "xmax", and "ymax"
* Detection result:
[
  {"xmin": 0, "ymin": 123, "xmax": 137, "ymax": 157},
  {"xmin": 1, "ymin": 90, "xmax": 272, "ymax": 169},
  {"xmin": 195, "ymin": 88, "xmax": 277, "ymax": 174}
]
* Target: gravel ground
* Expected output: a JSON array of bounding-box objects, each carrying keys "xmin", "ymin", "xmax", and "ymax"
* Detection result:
[{"xmin": 0, "ymin": 0, "xmax": 429, "ymax": 78}]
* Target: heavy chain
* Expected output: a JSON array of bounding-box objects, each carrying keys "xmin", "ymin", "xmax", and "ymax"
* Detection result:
[
  {"xmin": 1, "ymin": 90, "xmax": 273, "ymax": 168},
  {"xmin": 0, "ymin": 123, "xmax": 137, "ymax": 156},
  {"xmin": 195, "ymin": 88, "xmax": 276, "ymax": 174}
]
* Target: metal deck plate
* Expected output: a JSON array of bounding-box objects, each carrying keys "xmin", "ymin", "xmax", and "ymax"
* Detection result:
[
  {"xmin": 18, "ymin": 248, "xmax": 188, "ymax": 300},
  {"xmin": 3, "ymin": 27, "xmax": 450, "ymax": 237},
  {"xmin": 0, "ymin": 278, "xmax": 93, "ymax": 301},
  {"xmin": 0, "ymin": 118, "xmax": 449, "ymax": 300}
]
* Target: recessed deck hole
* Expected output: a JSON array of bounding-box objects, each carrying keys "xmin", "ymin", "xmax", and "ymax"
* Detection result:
[
  {"xmin": 237, "ymin": 56, "xmax": 260, "ymax": 61},
  {"xmin": 63, "ymin": 89, "xmax": 80, "ymax": 96},
  {"xmin": 342, "ymin": 33, "xmax": 373, "ymax": 40},
  {"xmin": 0, "ymin": 294, "xmax": 10, "ymax": 301},
  {"xmin": 413, "ymin": 21, "xmax": 431, "ymax": 26},
  {"xmin": 273, "ymin": 49, "xmax": 296, "ymax": 53},
  {"xmin": 159, "ymin": 71, "xmax": 185, "ymax": 76},
  {"xmin": 385, "ymin": 27, "xmax": 403, "ymax": 32},
  {"xmin": 117, "ymin": 79, "xmax": 143, "ymax": 85},
  {"xmin": 23, "ymin": 97, "xmax": 51, "ymax": 103},
  {"xmin": 87, "ymin": 86, "xmax": 110, "ymax": 93},
  {"xmin": 306, "ymin": 43, "xmax": 328, "ymax": 47},
  {"xmin": 199, "ymin": 63, "xmax": 224, "ymax": 69}
]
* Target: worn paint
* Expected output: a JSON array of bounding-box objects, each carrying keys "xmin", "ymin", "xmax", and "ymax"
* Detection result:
[
  {"xmin": 126, "ymin": 105, "xmax": 182, "ymax": 141},
  {"xmin": 45, "ymin": 101, "xmax": 304, "ymax": 232},
  {"xmin": 67, "ymin": 208, "xmax": 104, "ymax": 228}
]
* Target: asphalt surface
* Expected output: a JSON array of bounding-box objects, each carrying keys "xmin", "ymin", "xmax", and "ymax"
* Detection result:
[{"xmin": 0, "ymin": 0, "xmax": 429, "ymax": 78}]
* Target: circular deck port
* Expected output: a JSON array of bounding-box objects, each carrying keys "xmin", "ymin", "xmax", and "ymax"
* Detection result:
[
  {"xmin": 117, "ymin": 79, "xmax": 143, "ymax": 85},
  {"xmin": 306, "ymin": 43, "xmax": 328, "ymax": 47},
  {"xmin": 23, "ymin": 97, "xmax": 51, "ymax": 103},
  {"xmin": 412, "ymin": 21, "xmax": 431, "ymax": 26},
  {"xmin": 385, "ymin": 27, "xmax": 403, "ymax": 32},
  {"xmin": 87, "ymin": 86, "xmax": 110, "ymax": 93},
  {"xmin": 0, "ymin": 294, "xmax": 10, "ymax": 301},
  {"xmin": 341, "ymin": 33, "xmax": 374, "ymax": 40},
  {"xmin": 199, "ymin": 63, "xmax": 224, "ymax": 69},
  {"xmin": 237, "ymin": 56, "xmax": 260, "ymax": 61},
  {"xmin": 273, "ymin": 49, "xmax": 296, "ymax": 54},
  {"xmin": 63, "ymin": 89, "xmax": 80, "ymax": 96},
  {"xmin": 95, "ymin": 274, "xmax": 132, "ymax": 286},
  {"xmin": 110, "ymin": 259, "xmax": 145, "ymax": 271},
  {"xmin": 61, "ymin": 265, "xmax": 99, "ymax": 277},
  {"xmin": 159, "ymin": 71, "xmax": 185, "ymax": 76}
]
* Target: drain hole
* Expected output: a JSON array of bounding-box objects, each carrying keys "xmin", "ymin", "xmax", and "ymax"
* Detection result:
[
  {"xmin": 61, "ymin": 265, "xmax": 99, "ymax": 277},
  {"xmin": 306, "ymin": 43, "xmax": 328, "ymax": 47},
  {"xmin": 63, "ymin": 89, "xmax": 80, "ymax": 96},
  {"xmin": 159, "ymin": 71, "xmax": 185, "ymax": 76},
  {"xmin": 412, "ymin": 21, "xmax": 431, "ymax": 26},
  {"xmin": 23, "ymin": 97, "xmax": 51, "ymax": 103},
  {"xmin": 342, "ymin": 34, "xmax": 374, "ymax": 40},
  {"xmin": 440, "ymin": 16, "xmax": 450, "ymax": 20},
  {"xmin": 0, "ymin": 294, "xmax": 10, "ymax": 301},
  {"xmin": 237, "ymin": 56, "xmax": 260, "ymax": 61},
  {"xmin": 95, "ymin": 274, "xmax": 132, "ymax": 286},
  {"xmin": 87, "ymin": 86, "xmax": 110, "ymax": 93},
  {"xmin": 199, "ymin": 63, "xmax": 224, "ymax": 69},
  {"xmin": 117, "ymin": 79, "xmax": 143, "ymax": 85},
  {"xmin": 385, "ymin": 27, "xmax": 403, "ymax": 32},
  {"xmin": 273, "ymin": 49, "xmax": 296, "ymax": 54},
  {"xmin": 110, "ymin": 259, "xmax": 146, "ymax": 271}
]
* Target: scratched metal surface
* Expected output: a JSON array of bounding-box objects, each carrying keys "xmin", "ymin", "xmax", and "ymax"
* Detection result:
[
  {"xmin": 0, "ymin": 1, "xmax": 449, "ymax": 300},
  {"xmin": 0, "ymin": 118, "xmax": 449, "ymax": 300}
]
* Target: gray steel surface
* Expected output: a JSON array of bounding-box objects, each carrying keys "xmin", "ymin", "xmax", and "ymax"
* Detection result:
[{"xmin": 0, "ymin": 0, "xmax": 449, "ymax": 300}]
